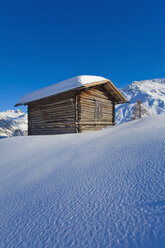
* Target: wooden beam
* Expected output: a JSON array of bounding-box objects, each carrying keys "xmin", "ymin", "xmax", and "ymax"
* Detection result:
[{"xmin": 75, "ymin": 94, "xmax": 79, "ymax": 133}]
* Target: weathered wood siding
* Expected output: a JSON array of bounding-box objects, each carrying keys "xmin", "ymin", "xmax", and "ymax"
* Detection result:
[
  {"xmin": 78, "ymin": 86, "xmax": 115, "ymax": 132},
  {"xmin": 27, "ymin": 85, "xmax": 115, "ymax": 135},
  {"xmin": 28, "ymin": 92, "xmax": 76, "ymax": 135}
]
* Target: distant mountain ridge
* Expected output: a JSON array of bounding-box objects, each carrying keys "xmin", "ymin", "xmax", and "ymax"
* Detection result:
[
  {"xmin": 116, "ymin": 78, "xmax": 165, "ymax": 124},
  {"xmin": 0, "ymin": 109, "xmax": 27, "ymax": 138},
  {"xmin": 0, "ymin": 78, "xmax": 165, "ymax": 138}
]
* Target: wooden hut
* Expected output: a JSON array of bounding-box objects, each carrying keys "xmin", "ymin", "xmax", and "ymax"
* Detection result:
[{"xmin": 15, "ymin": 75, "xmax": 127, "ymax": 135}]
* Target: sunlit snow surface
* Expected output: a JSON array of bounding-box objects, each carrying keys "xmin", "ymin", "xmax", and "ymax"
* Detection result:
[{"xmin": 0, "ymin": 115, "xmax": 165, "ymax": 248}]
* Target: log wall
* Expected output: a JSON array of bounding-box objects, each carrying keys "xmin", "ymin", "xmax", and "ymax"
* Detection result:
[
  {"xmin": 78, "ymin": 86, "xmax": 115, "ymax": 132},
  {"xmin": 28, "ymin": 92, "xmax": 76, "ymax": 135}
]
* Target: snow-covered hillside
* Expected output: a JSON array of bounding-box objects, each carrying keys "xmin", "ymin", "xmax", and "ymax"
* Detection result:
[
  {"xmin": 0, "ymin": 109, "xmax": 27, "ymax": 138},
  {"xmin": 0, "ymin": 114, "xmax": 165, "ymax": 248},
  {"xmin": 116, "ymin": 78, "xmax": 165, "ymax": 124}
]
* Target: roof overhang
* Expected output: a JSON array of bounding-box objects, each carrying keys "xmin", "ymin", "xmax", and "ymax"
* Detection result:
[{"xmin": 103, "ymin": 80, "xmax": 128, "ymax": 103}]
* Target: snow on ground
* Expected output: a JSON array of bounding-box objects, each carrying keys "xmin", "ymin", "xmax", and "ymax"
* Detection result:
[
  {"xmin": 16, "ymin": 75, "xmax": 107, "ymax": 105},
  {"xmin": 0, "ymin": 115, "xmax": 165, "ymax": 248}
]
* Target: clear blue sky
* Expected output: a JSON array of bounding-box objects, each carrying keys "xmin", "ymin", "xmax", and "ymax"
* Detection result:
[{"xmin": 0, "ymin": 0, "xmax": 165, "ymax": 112}]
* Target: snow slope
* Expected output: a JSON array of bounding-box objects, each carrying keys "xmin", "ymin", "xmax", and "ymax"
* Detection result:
[
  {"xmin": 0, "ymin": 109, "xmax": 27, "ymax": 139},
  {"xmin": 116, "ymin": 78, "xmax": 165, "ymax": 124},
  {"xmin": 0, "ymin": 114, "xmax": 165, "ymax": 248},
  {"xmin": 16, "ymin": 75, "xmax": 107, "ymax": 106}
]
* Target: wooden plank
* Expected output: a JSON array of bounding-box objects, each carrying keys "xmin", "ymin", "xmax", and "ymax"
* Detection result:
[{"xmin": 75, "ymin": 94, "xmax": 79, "ymax": 133}]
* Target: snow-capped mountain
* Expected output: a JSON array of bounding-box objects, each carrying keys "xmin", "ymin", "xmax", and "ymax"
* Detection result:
[
  {"xmin": 0, "ymin": 109, "xmax": 27, "ymax": 138},
  {"xmin": 116, "ymin": 78, "xmax": 165, "ymax": 124}
]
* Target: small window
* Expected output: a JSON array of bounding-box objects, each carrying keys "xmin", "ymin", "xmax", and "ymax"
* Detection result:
[{"xmin": 94, "ymin": 100, "xmax": 102, "ymax": 119}]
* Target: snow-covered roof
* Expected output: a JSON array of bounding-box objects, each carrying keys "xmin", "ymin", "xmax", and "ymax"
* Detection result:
[{"xmin": 15, "ymin": 75, "xmax": 127, "ymax": 106}]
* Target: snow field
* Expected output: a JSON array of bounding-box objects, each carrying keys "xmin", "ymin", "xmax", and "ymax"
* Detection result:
[{"xmin": 0, "ymin": 114, "xmax": 165, "ymax": 247}]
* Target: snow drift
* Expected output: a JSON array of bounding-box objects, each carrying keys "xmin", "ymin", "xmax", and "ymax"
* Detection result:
[{"xmin": 0, "ymin": 114, "xmax": 165, "ymax": 247}]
